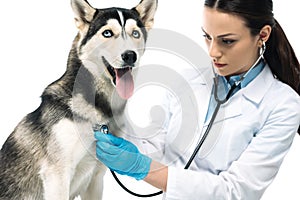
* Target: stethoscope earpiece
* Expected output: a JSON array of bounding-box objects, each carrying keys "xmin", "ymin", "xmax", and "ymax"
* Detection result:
[{"xmin": 261, "ymin": 41, "xmax": 266, "ymax": 53}]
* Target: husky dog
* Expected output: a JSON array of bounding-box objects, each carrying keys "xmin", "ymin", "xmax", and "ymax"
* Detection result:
[{"xmin": 0, "ymin": 0, "xmax": 157, "ymax": 199}]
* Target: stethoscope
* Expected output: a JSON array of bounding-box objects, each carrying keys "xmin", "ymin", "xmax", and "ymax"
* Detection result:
[
  {"xmin": 186, "ymin": 41, "xmax": 266, "ymax": 169},
  {"xmin": 94, "ymin": 42, "xmax": 266, "ymax": 198}
]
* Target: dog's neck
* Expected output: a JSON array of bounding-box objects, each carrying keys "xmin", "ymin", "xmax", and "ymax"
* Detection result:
[{"xmin": 43, "ymin": 43, "xmax": 127, "ymax": 126}]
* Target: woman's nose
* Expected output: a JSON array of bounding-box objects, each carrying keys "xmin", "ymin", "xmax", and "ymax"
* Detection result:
[{"xmin": 208, "ymin": 42, "xmax": 222, "ymax": 59}]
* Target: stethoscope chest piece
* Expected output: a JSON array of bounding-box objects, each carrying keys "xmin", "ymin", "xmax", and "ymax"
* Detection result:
[{"xmin": 93, "ymin": 124, "xmax": 109, "ymax": 134}]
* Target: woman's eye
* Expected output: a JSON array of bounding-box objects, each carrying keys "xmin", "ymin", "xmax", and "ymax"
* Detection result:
[
  {"xmin": 102, "ymin": 30, "xmax": 114, "ymax": 38},
  {"xmin": 222, "ymin": 39, "xmax": 236, "ymax": 45},
  {"xmin": 132, "ymin": 30, "xmax": 140, "ymax": 39}
]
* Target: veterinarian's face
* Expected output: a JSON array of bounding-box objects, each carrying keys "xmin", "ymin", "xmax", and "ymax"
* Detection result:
[{"xmin": 202, "ymin": 7, "xmax": 260, "ymax": 76}]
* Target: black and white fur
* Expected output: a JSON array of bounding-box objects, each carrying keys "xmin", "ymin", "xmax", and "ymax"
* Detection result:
[{"xmin": 0, "ymin": 0, "xmax": 157, "ymax": 199}]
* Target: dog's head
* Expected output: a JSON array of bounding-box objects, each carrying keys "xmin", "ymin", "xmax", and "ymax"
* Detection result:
[{"xmin": 71, "ymin": 0, "xmax": 157, "ymax": 99}]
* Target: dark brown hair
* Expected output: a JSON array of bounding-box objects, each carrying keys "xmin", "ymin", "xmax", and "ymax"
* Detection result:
[{"xmin": 204, "ymin": 0, "xmax": 300, "ymax": 134}]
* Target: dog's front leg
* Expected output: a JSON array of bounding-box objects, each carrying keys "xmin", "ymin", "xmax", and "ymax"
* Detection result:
[
  {"xmin": 40, "ymin": 163, "xmax": 71, "ymax": 200},
  {"xmin": 80, "ymin": 165, "xmax": 107, "ymax": 200}
]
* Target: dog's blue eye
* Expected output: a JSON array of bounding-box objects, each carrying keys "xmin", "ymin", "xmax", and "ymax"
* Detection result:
[
  {"xmin": 132, "ymin": 30, "xmax": 140, "ymax": 39},
  {"xmin": 102, "ymin": 30, "xmax": 114, "ymax": 38}
]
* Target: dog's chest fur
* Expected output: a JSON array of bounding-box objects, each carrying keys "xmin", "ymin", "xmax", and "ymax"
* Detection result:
[{"xmin": 46, "ymin": 119, "xmax": 107, "ymax": 198}]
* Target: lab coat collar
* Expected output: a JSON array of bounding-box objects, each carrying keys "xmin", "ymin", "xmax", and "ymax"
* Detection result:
[
  {"xmin": 241, "ymin": 64, "xmax": 275, "ymax": 105},
  {"xmin": 189, "ymin": 66, "xmax": 213, "ymax": 85},
  {"xmin": 216, "ymin": 65, "xmax": 275, "ymax": 122},
  {"xmin": 200, "ymin": 64, "xmax": 274, "ymax": 126},
  {"xmin": 202, "ymin": 64, "xmax": 275, "ymax": 105}
]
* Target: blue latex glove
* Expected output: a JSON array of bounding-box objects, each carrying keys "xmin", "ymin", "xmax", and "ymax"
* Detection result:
[{"xmin": 94, "ymin": 131, "xmax": 152, "ymax": 180}]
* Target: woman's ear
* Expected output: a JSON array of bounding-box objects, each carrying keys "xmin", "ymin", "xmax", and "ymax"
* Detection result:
[{"xmin": 259, "ymin": 25, "xmax": 272, "ymax": 45}]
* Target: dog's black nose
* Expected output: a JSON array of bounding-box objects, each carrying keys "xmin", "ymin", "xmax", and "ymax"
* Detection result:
[{"xmin": 122, "ymin": 50, "xmax": 137, "ymax": 66}]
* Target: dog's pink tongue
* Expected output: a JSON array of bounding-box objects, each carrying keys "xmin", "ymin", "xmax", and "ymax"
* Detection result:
[{"xmin": 115, "ymin": 68, "xmax": 134, "ymax": 99}]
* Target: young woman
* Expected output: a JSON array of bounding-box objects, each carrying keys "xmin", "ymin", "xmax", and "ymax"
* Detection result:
[{"xmin": 94, "ymin": 0, "xmax": 300, "ymax": 199}]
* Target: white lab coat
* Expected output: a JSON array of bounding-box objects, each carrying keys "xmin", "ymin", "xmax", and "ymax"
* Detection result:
[{"xmin": 128, "ymin": 64, "xmax": 300, "ymax": 200}]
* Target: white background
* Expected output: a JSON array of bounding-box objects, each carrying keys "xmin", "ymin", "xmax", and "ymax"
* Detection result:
[{"xmin": 0, "ymin": 0, "xmax": 299, "ymax": 199}]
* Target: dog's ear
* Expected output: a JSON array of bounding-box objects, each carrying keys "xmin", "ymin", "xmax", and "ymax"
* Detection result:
[
  {"xmin": 71, "ymin": 0, "xmax": 96, "ymax": 30},
  {"xmin": 134, "ymin": 0, "xmax": 158, "ymax": 31}
]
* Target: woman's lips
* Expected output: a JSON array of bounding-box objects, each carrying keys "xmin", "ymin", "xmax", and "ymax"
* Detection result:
[{"xmin": 214, "ymin": 62, "xmax": 227, "ymax": 68}]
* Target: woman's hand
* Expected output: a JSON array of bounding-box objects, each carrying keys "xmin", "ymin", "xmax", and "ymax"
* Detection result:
[{"xmin": 94, "ymin": 131, "xmax": 152, "ymax": 180}]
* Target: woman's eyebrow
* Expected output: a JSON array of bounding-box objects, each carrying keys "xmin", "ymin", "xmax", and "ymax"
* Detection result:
[
  {"xmin": 217, "ymin": 33, "xmax": 237, "ymax": 38},
  {"xmin": 201, "ymin": 27, "xmax": 237, "ymax": 38}
]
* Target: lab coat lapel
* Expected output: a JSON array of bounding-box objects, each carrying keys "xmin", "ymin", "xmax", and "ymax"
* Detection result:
[
  {"xmin": 197, "ymin": 67, "xmax": 215, "ymax": 128},
  {"xmin": 207, "ymin": 65, "xmax": 274, "ymax": 124},
  {"xmin": 241, "ymin": 64, "xmax": 274, "ymax": 105},
  {"xmin": 198, "ymin": 96, "xmax": 242, "ymax": 157},
  {"xmin": 202, "ymin": 89, "xmax": 242, "ymax": 126}
]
